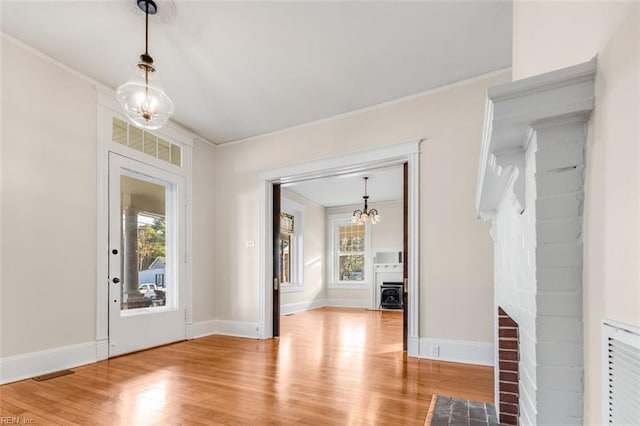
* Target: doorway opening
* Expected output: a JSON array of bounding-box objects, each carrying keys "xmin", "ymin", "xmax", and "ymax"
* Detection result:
[
  {"xmin": 275, "ymin": 164, "xmax": 405, "ymax": 343},
  {"xmin": 258, "ymin": 140, "xmax": 421, "ymax": 356}
]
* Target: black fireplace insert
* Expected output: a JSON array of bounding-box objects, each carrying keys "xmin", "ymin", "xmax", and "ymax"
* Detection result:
[{"xmin": 380, "ymin": 282, "xmax": 403, "ymax": 309}]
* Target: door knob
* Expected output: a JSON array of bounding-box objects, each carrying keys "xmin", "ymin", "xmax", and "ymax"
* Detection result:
[{"xmin": 112, "ymin": 277, "xmax": 120, "ymax": 283}]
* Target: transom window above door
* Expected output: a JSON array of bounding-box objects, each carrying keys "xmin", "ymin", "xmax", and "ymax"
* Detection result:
[{"xmin": 112, "ymin": 117, "xmax": 182, "ymax": 167}]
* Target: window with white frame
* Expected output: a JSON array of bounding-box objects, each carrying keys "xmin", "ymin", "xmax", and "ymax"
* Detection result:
[
  {"xmin": 329, "ymin": 214, "xmax": 371, "ymax": 287},
  {"xmin": 280, "ymin": 198, "xmax": 304, "ymax": 292}
]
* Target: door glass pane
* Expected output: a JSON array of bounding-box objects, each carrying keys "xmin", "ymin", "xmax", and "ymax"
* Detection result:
[{"xmin": 120, "ymin": 175, "xmax": 168, "ymax": 311}]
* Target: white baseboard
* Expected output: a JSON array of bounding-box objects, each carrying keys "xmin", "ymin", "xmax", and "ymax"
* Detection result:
[
  {"xmin": 186, "ymin": 320, "xmax": 216, "ymax": 339},
  {"xmin": 418, "ymin": 337, "xmax": 494, "ymax": 366},
  {"xmin": 0, "ymin": 341, "xmax": 98, "ymax": 385},
  {"xmin": 324, "ymin": 298, "xmax": 369, "ymax": 309},
  {"xmin": 407, "ymin": 337, "xmax": 420, "ymax": 357},
  {"xmin": 281, "ymin": 299, "xmax": 326, "ymax": 315},
  {"xmin": 280, "ymin": 298, "xmax": 369, "ymax": 315},
  {"xmin": 214, "ymin": 320, "xmax": 262, "ymax": 339},
  {"xmin": 0, "ymin": 325, "xmax": 492, "ymax": 386},
  {"xmin": 0, "ymin": 319, "xmax": 261, "ymax": 384},
  {"xmin": 186, "ymin": 319, "xmax": 262, "ymax": 339},
  {"xmin": 96, "ymin": 338, "xmax": 109, "ymax": 361}
]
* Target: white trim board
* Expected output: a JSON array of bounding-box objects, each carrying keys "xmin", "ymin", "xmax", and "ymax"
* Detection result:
[
  {"xmin": 2, "ymin": 319, "xmax": 258, "ymax": 384},
  {"xmin": 186, "ymin": 320, "xmax": 217, "ymax": 340},
  {"xmin": 215, "ymin": 320, "xmax": 262, "ymax": 339},
  {"xmin": 187, "ymin": 320, "xmax": 263, "ymax": 340},
  {"xmin": 418, "ymin": 338, "xmax": 494, "ymax": 367},
  {"xmin": 281, "ymin": 299, "xmax": 326, "ymax": 315},
  {"xmin": 0, "ymin": 342, "xmax": 98, "ymax": 385}
]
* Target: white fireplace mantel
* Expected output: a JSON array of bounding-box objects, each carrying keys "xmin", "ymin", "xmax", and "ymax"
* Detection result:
[
  {"xmin": 476, "ymin": 58, "xmax": 596, "ymax": 425},
  {"xmin": 371, "ymin": 263, "xmax": 403, "ymax": 309},
  {"xmin": 476, "ymin": 58, "xmax": 596, "ymax": 221}
]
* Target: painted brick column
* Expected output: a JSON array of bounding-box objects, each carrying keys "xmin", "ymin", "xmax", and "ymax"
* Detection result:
[
  {"xmin": 476, "ymin": 59, "xmax": 596, "ymax": 425},
  {"xmin": 498, "ymin": 307, "xmax": 520, "ymax": 425},
  {"xmin": 533, "ymin": 119, "xmax": 587, "ymax": 424}
]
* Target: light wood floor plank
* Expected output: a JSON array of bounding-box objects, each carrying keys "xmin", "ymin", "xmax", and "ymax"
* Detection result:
[{"xmin": 0, "ymin": 308, "xmax": 493, "ymax": 424}]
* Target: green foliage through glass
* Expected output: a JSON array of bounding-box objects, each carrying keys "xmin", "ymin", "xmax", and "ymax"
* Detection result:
[{"xmin": 138, "ymin": 215, "xmax": 166, "ymax": 271}]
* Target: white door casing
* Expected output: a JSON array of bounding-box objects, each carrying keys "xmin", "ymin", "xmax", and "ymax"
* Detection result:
[{"xmin": 96, "ymin": 90, "xmax": 194, "ymax": 360}]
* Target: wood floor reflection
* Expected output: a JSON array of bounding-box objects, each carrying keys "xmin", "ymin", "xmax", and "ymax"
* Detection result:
[{"xmin": 0, "ymin": 308, "xmax": 493, "ymax": 425}]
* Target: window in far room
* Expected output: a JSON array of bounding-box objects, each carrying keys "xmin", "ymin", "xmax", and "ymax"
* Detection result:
[
  {"xmin": 329, "ymin": 214, "xmax": 371, "ymax": 288},
  {"xmin": 338, "ymin": 223, "xmax": 365, "ymax": 281},
  {"xmin": 280, "ymin": 199, "xmax": 304, "ymax": 292},
  {"xmin": 280, "ymin": 212, "xmax": 293, "ymax": 284}
]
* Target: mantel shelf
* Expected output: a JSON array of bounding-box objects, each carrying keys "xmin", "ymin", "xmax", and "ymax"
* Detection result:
[{"xmin": 475, "ymin": 58, "xmax": 596, "ymax": 220}]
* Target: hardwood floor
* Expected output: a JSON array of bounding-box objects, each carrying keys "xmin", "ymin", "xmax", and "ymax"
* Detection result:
[{"xmin": 0, "ymin": 308, "xmax": 493, "ymax": 425}]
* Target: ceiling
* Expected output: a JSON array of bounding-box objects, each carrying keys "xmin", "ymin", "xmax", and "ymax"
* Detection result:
[
  {"xmin": 283, "ymin": 165, "xmax": 403, "ymax": 208},
  {"xmin": 0, "ymin": 1, "xmax": 512, "ymax": 145}
]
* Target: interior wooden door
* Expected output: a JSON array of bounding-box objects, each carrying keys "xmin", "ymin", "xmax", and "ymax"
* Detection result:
[
  {"xmin": 403, "ymin": 162, "xmax": 408, "ymax": 351},
  {"xmin": 272, "ymin": 183, "xmax": 282, "ymax": 337}
]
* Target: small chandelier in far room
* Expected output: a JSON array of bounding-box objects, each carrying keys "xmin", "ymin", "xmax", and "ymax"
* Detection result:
[
  {"xmin": 351, "ymin": 176, "xmax": 381, "ymax": 225},
  {"xmin": 116, "ymin": 0, "xmax": 174, "ymax": 130}
]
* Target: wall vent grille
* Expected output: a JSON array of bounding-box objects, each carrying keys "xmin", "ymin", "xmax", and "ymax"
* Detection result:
[{"xmin": 603, "ymin": 320, "xmax": 640, "ymax": 425}]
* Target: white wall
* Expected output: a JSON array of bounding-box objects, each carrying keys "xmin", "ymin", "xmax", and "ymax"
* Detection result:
[
  {"xmin": 214, "ymin": 71, "xmax": 508, "ymax": 346},
  {"xmin": 192, "ymin": 140, "xmax": 217, "ymax": 322},
  {"xmin": 279, "ymin": 189, "xmax": 326, "ymax": 310},
  {"xmin": 0, "ymin": 38, "xmax": 217, "ymax": 364},
  {"xmin": 513, "ymin": 2, "xmax": 640, "ymax": 423},
  {"xmin": 1, "ymin": 37, "xmax": 97, "ymax": 356}
]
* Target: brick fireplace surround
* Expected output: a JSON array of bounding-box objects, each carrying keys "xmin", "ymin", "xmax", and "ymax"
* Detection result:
[
  {"xmin": 498, "ymin": 307, "xmax": 519, "ymax": 425},
  {"xmin": 477, "ymin": 60, "xmax": 595, "ymax": 423}
]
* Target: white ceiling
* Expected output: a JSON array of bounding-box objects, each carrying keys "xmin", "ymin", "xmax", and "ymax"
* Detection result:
[
  {"xmin": 283, "ymin": 165, "xmax": 403, "ymax": 208},
  {"xmin": 0, "ymin": 0, "xmax": 512, "ymax": 145}
]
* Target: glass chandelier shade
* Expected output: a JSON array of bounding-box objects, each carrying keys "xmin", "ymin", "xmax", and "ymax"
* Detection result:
[
  {"xmin": 351, "ymin": 177, "xmax": 381, "ymax": 225},
  {"xmin": 116, "ymin": 0, "xmax": 174, "ymax": 130},
  {"xmin": 116, "ymin": 59, "xmax": 174, "ymax": 130}
]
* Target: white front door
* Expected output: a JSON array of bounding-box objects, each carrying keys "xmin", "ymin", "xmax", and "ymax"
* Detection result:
[{"xmin": 108, "ymin": 153, "xmax": 186, "ymax": 356}]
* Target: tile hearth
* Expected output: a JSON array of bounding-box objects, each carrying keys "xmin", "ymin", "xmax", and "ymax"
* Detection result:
[{"xmin": 428, "ymin": 396, "xmax": 500, "ymax": 426}]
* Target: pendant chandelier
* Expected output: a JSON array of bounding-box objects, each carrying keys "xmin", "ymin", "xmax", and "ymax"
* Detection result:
[
  {"xmin": 116, "ymin": 0, "xmax": 175, "ymax": 130},
  {"xmin": 351, "ymin": 177, "xmax": 381, "ymax": 225}
]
